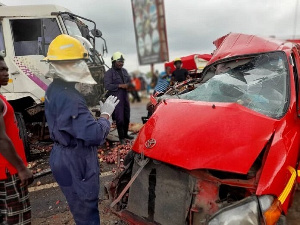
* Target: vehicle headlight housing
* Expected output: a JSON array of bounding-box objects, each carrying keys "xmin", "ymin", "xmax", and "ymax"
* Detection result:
[{"xmin": 208, "ymin": 195, "xmax": 279, "ymax": 225}]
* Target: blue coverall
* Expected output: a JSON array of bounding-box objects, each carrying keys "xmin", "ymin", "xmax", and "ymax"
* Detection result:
[
  {"xmin": 104, "ymin": 67, "xmax": 131, "ymax": 140},
  {"xmin": 45, "ymin": 79, "xmax": 110, "ymax": 225}
]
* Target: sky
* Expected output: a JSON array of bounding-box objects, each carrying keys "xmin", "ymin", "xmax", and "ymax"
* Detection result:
[{"xmin": 1, "ymin": 0, "xmax": 300, "ymax": 74}]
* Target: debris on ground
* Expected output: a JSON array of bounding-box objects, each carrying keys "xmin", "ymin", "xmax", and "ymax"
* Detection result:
[
  {"xmin": 98, "ymin": 142, "xmax": 132, "ymax": 168},
  {"xmin": 107, "ymin": 122, "xmax": 142, "ymax": 142},
  {"xmin": 28, "ymin": 139, "xmax": 53, "ymax": 179},
  {"xmin": 128, "ymin": 123, "xmax": 143, "ymax": 134},
  {"xmin": 30, "ymin": 140, "xmax": 53, "ymax": 154},
  {"xmin": 31, "ymin": 200, "xmax": 123, "ymax": 225},
  {"xmin": 27, "ymin": 122, "xmax": 142, "ymax": 176}
]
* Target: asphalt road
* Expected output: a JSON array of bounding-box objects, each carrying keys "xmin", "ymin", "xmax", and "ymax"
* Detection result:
[{"xmin": 29, "ymin": 171, "xmax": 116, "ymax": 224}]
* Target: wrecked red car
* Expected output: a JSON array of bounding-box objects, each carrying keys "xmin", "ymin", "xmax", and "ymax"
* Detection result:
[{"xmin": 109, "ymin": 33, "xmax": 300, "ymax": 225}]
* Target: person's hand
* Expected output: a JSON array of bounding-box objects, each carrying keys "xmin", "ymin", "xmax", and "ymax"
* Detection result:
[
  {"xmin": 119, "ymin": 84, "xmax": 128, "ymax": 89},
  {"xmin": 18, "ymin": 167, "xmax": 34, "ymax": 187},
  {"xmin": 99, "ymin": 95, "xmax": 120, "ymax": 117}
]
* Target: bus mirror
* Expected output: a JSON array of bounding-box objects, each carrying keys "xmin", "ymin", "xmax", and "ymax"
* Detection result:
[
  {"xmin": 0, "ymin": 50, "xmax": 6, "ymax": 57},
  {"xmin": 91, "ymin": 29, "xmax": 102, "ymax": 38}
]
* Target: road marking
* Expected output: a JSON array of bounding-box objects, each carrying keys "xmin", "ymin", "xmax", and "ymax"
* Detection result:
[
  {"xmin": 29, "ymin": 182, "xmax": 59, "ymax": 192},
  {"xmin": 29, "ymin": 171, "xmax": 115, "ymax": 192}
]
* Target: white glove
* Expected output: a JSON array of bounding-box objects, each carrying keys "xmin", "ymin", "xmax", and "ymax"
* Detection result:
[{"xmin": 100, "ymin": 95, "xmax": 120, "ymax": 117}]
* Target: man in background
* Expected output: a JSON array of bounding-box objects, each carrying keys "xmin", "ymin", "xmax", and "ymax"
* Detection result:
[
  {"xmin": 150, "ymin": 70, "xmax": 158, "ymax": 89},
  {"xmin": 131, "ymin": 74, "xmax": 141, "ymax": 103},
  {"xmin": 154, "ymin": 66, "xmax": 172, "ymax": 94},
  {"xmin": 104, "ymin": 52, "xmax": 134, "ymax": 144},
  {"xmin": 0, "ymin": 55, "xmax": 33, "ymax": 225},
  {"xmin": 172, "ymin": 57, "xmax": 189, "ymax": 82}
]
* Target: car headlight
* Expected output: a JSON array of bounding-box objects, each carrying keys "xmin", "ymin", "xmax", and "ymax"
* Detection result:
[{"xmin": 208, "ymin": 195, "xmax": 279, "ymax": 225}]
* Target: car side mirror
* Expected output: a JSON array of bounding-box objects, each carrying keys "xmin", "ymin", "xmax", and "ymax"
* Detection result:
[{"xmin": 91, "ymin": 29, "xmax": 102, "ymax": 38}]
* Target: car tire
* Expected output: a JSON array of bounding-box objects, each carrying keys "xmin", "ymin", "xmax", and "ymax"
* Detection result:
[{"xmin": 15, "ymin": 112, "xmax": 31, "ymax": 161}]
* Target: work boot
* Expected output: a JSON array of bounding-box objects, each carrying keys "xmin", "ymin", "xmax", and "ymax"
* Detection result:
[
  {"xmin": 125, "ymin": 134, "xmax": 134, "ymax": 140},
  {"xmin": 119, "ymin": 139, "xmax": 125, "ymax": 145}
]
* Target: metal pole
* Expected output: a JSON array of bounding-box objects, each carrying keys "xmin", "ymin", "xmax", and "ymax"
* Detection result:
[
  {"xmin": 151, "ymin": 63, "xmax": 154, "ymax": 76},
  {"xmin": 293, "ymin": 0, "xmax": 299, "ymax": 39}
]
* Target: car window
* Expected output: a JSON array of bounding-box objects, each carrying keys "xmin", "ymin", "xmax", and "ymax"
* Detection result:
[{"xmin": 179, "ymin": 52, "xmax": 289, "ymax": 118}]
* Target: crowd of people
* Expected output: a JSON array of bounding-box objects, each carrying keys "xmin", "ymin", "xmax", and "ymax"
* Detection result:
[{"xmin": 130, "ymin": 57, "xmax": 190, "ymax": 98}]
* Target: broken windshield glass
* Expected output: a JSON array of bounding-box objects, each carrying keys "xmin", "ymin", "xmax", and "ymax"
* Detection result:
[{"xmin": 180, "ymin": 52, "xmax": 289, "ymax": 118}]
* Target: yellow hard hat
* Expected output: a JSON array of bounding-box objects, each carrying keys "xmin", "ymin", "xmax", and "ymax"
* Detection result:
[
  {"xmin": 44, "ymin": 34, "xmax": 88, "ymax": 61},
  {"xmin": 111, "ymin": 51, "xmax": 125, "ymax": 62},
  {"xmin": 174, "ymin": 57, "xmax": 182, "ymax": 64}
]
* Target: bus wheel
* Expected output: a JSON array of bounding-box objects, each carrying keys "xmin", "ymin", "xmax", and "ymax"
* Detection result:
[{"xmin": 15, "ymin": 112, "xmax": 31, "ymax": 161}]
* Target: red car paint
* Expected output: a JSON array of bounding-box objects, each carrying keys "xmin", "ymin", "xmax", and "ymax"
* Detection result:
[
  {"xmin": 210, "ymin": 33, "xmax": 293, "ymax": 65},
  {"xmin": 113, "ymin": 33, "xmax": 300, "ymax": 224},
  {"xmin": 132, "ymin": 100, "xmax": 278, "ymax": 173}
]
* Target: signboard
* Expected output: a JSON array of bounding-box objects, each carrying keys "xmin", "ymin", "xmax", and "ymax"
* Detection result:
[{"xmin": 131, "ymin": 0, "xmax": 169, "ymax": 65}]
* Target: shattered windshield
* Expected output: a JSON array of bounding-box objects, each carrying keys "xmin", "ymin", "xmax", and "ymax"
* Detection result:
[{"xmin": 180, "ymin": 52, "xmax": 289, "ymax": 118}]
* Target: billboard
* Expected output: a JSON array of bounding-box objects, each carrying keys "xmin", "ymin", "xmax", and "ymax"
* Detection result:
[{"xmin": 131, "ymin": 0, "xmax": 169, "ymax": 65}]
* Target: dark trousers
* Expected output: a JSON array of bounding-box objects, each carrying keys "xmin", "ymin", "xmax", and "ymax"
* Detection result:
[
  {"xmin": 130, "ymin": 90, "xmax": 141, "ymax": 103},
  {"xmin": 113, "ymin": 90, "xmax": 130, "ymax": 140},
  {"xmin": 50, "ymin": 144, "xmax": 100, "ymax": 225}
]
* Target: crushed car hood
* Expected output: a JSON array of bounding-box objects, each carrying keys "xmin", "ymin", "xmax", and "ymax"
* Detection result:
[
  {"xmin": 132, "ymin": 99, "xmax": 279, "ymax": 173},
  {"xmin": 208, "ymin": 33, "xmax": 293, "ymax": 65}
]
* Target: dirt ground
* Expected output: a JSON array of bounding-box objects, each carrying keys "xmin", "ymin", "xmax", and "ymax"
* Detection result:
[{"xmin": 31, "ymin": 200, "xmax": 121, "ymax": 225}]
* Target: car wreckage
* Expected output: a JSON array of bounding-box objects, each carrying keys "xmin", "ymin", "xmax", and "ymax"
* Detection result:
[{"xmin": 108, "ymin": 33, "xmax": 300, "ymax": 225}]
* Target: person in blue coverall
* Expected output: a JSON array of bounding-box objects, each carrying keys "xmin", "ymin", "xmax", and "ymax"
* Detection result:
[
  {"xmin": 44, "ymin": 34, "xmax": 119, "ymax": 225},
  {"xmin": 104, "ymin": 52, "xmax": 134, "ymax": 144}
]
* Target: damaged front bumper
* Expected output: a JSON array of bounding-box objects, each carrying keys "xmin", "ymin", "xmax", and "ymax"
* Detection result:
[{"xmin": 108, "ymin": 154, "xmax": 284, "ymax": 225}]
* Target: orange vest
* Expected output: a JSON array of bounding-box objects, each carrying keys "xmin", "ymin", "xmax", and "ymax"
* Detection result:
[
  {"xmin": 0, "ymin": 95, "xmax": 27, "ymax": 179},
  {"xmin": 133, "ymin": 78, "xmax": 141, "ymax": 91}
]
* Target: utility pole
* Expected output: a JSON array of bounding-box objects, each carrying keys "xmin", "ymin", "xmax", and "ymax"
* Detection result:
[
  {"xmin": 293, "ymin": 0, "xmax": 299, "ymax": 39},
  {"xmin": 150, "ymin": 63, "xmax": 154, "ymax": 76}
]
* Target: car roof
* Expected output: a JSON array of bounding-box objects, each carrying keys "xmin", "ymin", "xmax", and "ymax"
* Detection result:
[{"xmin": 209, "ymin": 33, "xmax": 294, "ymax": 65}]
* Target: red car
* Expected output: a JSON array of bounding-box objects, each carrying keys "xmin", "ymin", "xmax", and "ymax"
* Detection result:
[{"xmin": 109, "ymin": 33, "xmax": 300, "ymax": 225}]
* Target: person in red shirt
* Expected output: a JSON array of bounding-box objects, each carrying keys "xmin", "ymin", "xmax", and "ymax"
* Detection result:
[
  {"xmin": 0, "ymin": 56, "xmax": 33, "ymax": 224},
  {"xmin": 131, "ymin": 74, "xmax": 141, "ymax": 103},
  {"xmin": 132, "ymin": 75, "xmax": 141, "ymax": 91}
]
